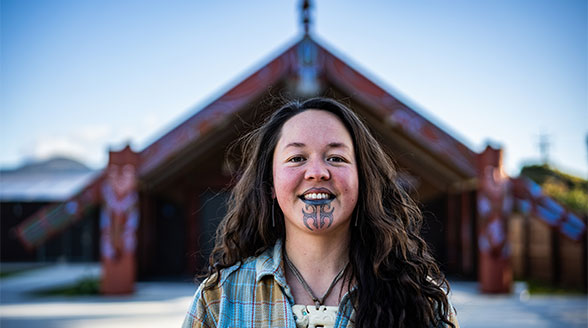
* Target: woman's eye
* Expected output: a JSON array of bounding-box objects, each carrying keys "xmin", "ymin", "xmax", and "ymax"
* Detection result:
[
  {"xmin": 288, "ymin": 156, "xmax": 305, "ymax": 163},
  {"xmin": 327, "ymin": 156, "xmax": 346, "ymax": 163}
]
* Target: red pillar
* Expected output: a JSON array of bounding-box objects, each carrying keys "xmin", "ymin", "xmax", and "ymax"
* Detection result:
[
  {"xmin": 461, "ymin": 191, "xmax": 474, "ymax": 277},
  {"xmin": 100, "ymin": 145, "xmax": 140, "ymax": 294},
  {"xmin": 446, "ymin": 193, "xmax": 459, "ymax": 272},
  {"xmin": 477, "ymin": 146, "xmax": 513, "ymax": 293},
  {"xmin": 186, "ymin": 190, "xmax": 200, "ymax": 275}
]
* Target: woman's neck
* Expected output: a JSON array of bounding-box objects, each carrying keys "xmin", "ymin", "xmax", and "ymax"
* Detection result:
[
  {"xmin": 284, "ymin": 232, "xmax": 349, "ymax": 271},
  {"xmin": 283, "ymin": 229, "xmax": 351, "ymax": 306}
]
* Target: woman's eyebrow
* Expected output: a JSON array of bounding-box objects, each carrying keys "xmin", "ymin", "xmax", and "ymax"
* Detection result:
[
  {"xmin": 284, "ymin": 142, "xmax": 350, "ymax": 150},
  {"xmin": 327, "ymin": 142, "xmax": 350, "ymax": 150},
  {"xmin": 284, "ymin": 142, "xmax": 306, "ymax": 149}
]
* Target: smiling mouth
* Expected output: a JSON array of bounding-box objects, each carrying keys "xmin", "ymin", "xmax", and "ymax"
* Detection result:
[{"xmin": 298, "ymin": 190, "xmax": 335, "ymax": 205}]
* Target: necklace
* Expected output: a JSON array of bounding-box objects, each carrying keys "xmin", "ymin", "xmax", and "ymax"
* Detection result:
[{"xmin": 284, "ymin": 251, "xmax": 349, "ymax": 310}]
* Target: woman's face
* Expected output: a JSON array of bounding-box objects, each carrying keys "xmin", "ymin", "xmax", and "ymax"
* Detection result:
[{"xmin": 272, "ymin": 110, "xmax": 359, "ymax": 235}]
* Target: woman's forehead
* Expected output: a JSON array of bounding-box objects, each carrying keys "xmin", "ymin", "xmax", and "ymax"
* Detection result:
[{"xmin": 277, "ymin": 110, "xmax": 353, "ymax": 146}]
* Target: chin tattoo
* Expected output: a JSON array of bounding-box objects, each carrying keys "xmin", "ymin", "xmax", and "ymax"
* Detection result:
[{"xmin": 302, "ymin": 203, "xmax": 334, "ymax": 231}]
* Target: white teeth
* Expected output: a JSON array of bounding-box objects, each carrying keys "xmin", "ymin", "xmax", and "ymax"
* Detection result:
[{"xmin": 303, "ymin": 193, "xmax": 331, "ymax": 200}]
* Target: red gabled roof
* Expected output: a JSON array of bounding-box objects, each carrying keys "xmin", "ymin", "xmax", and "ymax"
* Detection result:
[
  {"xmin": 137, "ymin": 36, "xmax": 478, "ymax": 179},
  {"xmin": 138, "ymin": 42, "xmax": 298, "ymax": 177},
  {"xmin": 318, "ymin": 41, "xmax": 477, "ymax": 177},
  {"xmin": 16, "ymin": 36, "xmax": 481, "ymax": 248}
]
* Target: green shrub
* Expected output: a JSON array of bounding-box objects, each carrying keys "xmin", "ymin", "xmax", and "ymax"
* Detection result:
[
  {"xmin": 34, "ymin": 277, "xmax": 100, "ymax": 296},
  {"xmin": 520, "ymin": 164, "xmax": 588, "ymax": 215}
]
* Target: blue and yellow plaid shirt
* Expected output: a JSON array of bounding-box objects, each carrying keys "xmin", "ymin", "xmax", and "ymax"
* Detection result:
[{"xmin": 182, "ymin": 240, "xmax": 459, "ymax": 327}]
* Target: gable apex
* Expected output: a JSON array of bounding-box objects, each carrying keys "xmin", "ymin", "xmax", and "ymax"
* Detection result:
[{"xmin": 137, "ymin": 36, "xmax": 477, "ymax": 181}]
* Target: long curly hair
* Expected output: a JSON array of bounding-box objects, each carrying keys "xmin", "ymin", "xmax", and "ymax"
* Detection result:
[{"xmin": 206, "ymin": 97, "xmax": 455, "ymax": 328}]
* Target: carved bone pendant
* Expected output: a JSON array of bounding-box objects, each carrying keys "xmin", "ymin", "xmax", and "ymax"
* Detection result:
[{"xmin": 292, "ymin": 304, "xmax": 338, "ymax": 328}]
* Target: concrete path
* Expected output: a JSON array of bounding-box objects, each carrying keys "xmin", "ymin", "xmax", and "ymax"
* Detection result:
[
  {"xmin": 0, "ymin": 262, "xmax": 101, "ymax": 303},
  {"xmin": 450, "ymin": 281, "xmax": 587, "ymax": 328},
  {"xmin": 0, "ymin": 263, "xmax": 586, "ymax": 327},
  {"xmin": 0, "ymin": 263, "xmax": 196, "ymax": 328}
]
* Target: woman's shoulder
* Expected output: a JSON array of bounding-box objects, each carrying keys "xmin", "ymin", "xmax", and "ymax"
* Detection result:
[
  {"xmin": 183, "ymin": 244, "xmax": 286, "ymax": 327},
  {"xmin": 202, "ymin": 247, "xmax": 275, "ymax": 291},
  {"xmin": 220, "ymin": 256, "xmax": 258, "ymax": 286},
  {"xmin": 184, "ymin": 260, "xmax": 258, "ymax": 328}
]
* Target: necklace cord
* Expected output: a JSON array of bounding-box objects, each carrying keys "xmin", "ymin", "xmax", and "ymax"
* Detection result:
[{"xmin": 284, "ymin": 251, "xmax": 349, "ymax": 310}]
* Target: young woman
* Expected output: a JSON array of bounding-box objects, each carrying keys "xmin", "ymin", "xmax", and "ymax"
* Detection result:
[{"xmin": 182, "ymin": 97, "xmax": 458, "ymax": 328}]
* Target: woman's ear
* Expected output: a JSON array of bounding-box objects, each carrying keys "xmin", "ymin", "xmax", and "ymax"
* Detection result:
[{"xmin": 271, "ymin": 186, "xmax": 276, "ymax": 199}]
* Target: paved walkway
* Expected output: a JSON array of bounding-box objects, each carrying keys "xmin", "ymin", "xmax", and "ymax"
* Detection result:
[
  {"xmin": 450, "ymin": 280, "xmax": 587, "ymax": 328},
  {"xmin": 0, "ymin": 263, "xmax": 586, "ymax": 327}
]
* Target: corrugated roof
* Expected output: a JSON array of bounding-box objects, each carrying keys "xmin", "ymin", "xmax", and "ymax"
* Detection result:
[{"xmin": 0, "ymin": 158, "xmax": 98, "ymax": 202}]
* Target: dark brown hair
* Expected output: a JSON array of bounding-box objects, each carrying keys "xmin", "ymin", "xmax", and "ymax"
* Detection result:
[{"xmin": 207, "ymin": 97, "xmax": 454, "ymax": 328}]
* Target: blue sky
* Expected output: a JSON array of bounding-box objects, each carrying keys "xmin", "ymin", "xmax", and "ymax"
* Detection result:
[{"xmin": 2, "ymin": 0, "xmax": 587, "ymax": 178}]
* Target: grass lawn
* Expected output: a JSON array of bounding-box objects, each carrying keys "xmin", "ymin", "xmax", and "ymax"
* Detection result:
[{"xmin": 33, "ymin": 277, "xmax": 100, "ymax": 297}]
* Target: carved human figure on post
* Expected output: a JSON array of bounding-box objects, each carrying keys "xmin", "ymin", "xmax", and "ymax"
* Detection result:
[{"xmin": 100, "ymin": 146, "xmax": 140, "ymax": 294}]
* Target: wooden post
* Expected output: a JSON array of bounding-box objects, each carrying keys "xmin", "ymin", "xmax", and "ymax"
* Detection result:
[
  {"xmin": 476, "ymin": 145, "xmax": 513, "ymax": 293},
  {"xmin": 583, "ymin": 227, "xmax": 588, "ymax": 292},
  {"xmin": 100, "ymin": 145, "xmax": 140, "ymax": 295},
  {"xmin": 446, "ymin": 193, "xmax": 459, "ymax": 273},
  {"xmin": 523, "ymin": 213, "xmax": 531, "ymax": 278},
  {"xmin": 461, "ymin": 191, "xmax": 473, "ymax": 276},
  {"xmin": 186, "ymin": 191, "xmax": 200, "ymax": 275},
  {"xmin": 137, "ymin": 191, "xmax": 156, "ymax": 280},
  {"xmin": 551, "ymin": 229, "xmax": 561, "ymax": 286}
]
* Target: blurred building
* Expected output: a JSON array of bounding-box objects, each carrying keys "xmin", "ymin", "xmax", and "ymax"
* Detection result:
[
  {"xmin": 1, "ymin": 157, "xmax": 99, "ymax": 262},
  {"xmin": 11, "ymin": 31, "xmax": 587, "ymax": 292}
]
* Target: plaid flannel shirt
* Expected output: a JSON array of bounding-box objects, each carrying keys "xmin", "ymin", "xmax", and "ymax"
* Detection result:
[{"xmin": 182, "ymin": 240, "xmax": 459, "ymax": 328}]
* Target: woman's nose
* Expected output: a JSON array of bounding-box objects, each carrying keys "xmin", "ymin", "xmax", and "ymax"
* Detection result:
[{"xmin": 304, "ymin": 159, "xmax": 330, "ymax": 181}]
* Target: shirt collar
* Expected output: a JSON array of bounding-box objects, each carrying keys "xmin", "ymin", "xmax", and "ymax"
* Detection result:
[
  {"xmin": 254, "ymin": 239, "xmax": 358, "ymax": 307},
  {"xmin": 255, "ymin": 239, "xmax": 288, "ymax": 288}
]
